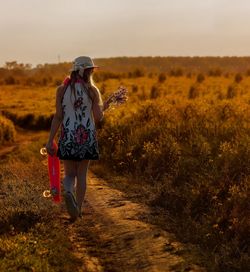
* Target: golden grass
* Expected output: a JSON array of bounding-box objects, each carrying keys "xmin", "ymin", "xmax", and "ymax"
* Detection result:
[
  {"xmin": 0, "ymin": 135, "xmax": 83, "ymax": 272},
  {"xmin": 96, "ymin": 75, "xmax": 249, "ymax": 271},
  {"xmin": 0, "ymin": 85, "xmax": 55, "ymax": 116},
  {"xmin": 0, "ymin": 85, "xmax": 55, "ymax": 129},
  {"xmin": 0, "ymin": 72, "xmax": 249, "ymax": 271}
]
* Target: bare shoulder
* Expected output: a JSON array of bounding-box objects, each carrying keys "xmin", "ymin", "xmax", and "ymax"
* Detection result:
[
  {"xmin": 90, "ymin": 85, "xmax": 100, "ymax": 102},
  {"xmin": 56, "ymin": 84, "xmax": 66, "ymax": 98},
  {"xmin": 57, "ymin": 84, "xmax": 65, "ymax": 93}
]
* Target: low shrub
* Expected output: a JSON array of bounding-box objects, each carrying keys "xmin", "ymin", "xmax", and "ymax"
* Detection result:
[
  {"xmin": 158, "ymin": 73, "xmax": 167, "ymax": 83},
  {"xmin": 196, "ymin": 73, "xmax": 205, "ymax": 83},
  {"xmin": 234, "ymin": 73, "xmax": 243, "ymax": 84},
  {"xmin": 2, "ymin": 111, "xmax": 53, "ymax": 130},
  {"xmin": 97, "ymin": 100, "xmax": 250, "ymax": 271},
  {"xmin": 0, "ymin": 115, "xmax": 16, "ymax": 146}
]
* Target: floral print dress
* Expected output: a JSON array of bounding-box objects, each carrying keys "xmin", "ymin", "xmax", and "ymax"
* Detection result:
[{"xmin": 57, "ymin": 80, "xmax": 100, "ymax": 161}]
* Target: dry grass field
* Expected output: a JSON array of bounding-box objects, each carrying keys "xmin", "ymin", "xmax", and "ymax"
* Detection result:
[{"xmin": 0, "ymin": 58, "xmax": 249, "ymax": 271}]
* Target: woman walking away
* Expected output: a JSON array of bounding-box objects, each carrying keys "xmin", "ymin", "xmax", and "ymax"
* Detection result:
[{"xmin": 46, "ymin": 56, "xmax": 127, "ymax": 221}]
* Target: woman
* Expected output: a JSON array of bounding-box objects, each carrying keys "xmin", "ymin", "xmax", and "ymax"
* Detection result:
[{"xmin": 46, "ymin": 56, "xmax": 112, "ymax": 221}]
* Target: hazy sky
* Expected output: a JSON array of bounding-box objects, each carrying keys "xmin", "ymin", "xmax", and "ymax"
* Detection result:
[{"xmin": 1, "ymin": 0, "xmax": 250, "ymax": 66}]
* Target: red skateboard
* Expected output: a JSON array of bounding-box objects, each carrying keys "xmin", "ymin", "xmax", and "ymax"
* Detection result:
[{"xmin": 40, "ymin": 141, "xmax": 61, "ymax": 203}]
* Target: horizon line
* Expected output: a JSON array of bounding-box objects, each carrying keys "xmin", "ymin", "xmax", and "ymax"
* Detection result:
[{"xmin": 2, "ymin": 54, "xmax": 250, "ymax": 68}]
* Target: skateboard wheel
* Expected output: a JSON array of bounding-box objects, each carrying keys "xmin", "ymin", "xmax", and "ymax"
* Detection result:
[
  {"xmin": 43, "ymin": 190, "xmax": 51, "ymax": 198},
  {"xmin": 40, "ymin": 147, "xmax": 47, "ymax": 156}
]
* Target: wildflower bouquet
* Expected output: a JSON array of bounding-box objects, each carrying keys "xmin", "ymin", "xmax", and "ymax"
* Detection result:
[{"xmin": 104, "ymin": 86, "xmax": 128, "ymax": 111}]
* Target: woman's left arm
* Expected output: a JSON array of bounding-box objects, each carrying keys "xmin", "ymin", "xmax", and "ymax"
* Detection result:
[
  {"xmin": 92, "ymin": 93, "xmax": 104, "ymax": 124},
  {"xmin": 92, "ymin": 85, "xmax": 127, "ymax": 125}
]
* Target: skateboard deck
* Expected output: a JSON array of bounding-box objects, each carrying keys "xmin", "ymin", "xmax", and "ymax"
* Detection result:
[{"xmin": 40, "ymin": 141, "xmax": 61, "ymax": 203}]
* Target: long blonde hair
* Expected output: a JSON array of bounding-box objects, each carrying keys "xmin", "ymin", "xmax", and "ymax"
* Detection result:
[{"xmin": 67, "ymin": 69, "xmax": 103, "ymax": 107}]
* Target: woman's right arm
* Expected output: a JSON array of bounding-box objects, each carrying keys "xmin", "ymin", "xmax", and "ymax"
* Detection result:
[{"xmin": 46, "ymin": 85, "xmax": 64, "ymax": 155}]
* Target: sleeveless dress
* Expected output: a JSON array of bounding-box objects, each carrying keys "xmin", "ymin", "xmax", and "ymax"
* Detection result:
[{"xmin": 57, "ymin": 79, "xmax": 100, "ymax": 161}]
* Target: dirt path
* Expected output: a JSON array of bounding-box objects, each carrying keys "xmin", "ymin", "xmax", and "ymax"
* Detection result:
[
  {"xmin": 0, "ymin": 130, "xmax": 207, "ymax": 272},
  {"xmin": 57, "ymin": 171, "xmax": 207, "ymax": 272}
]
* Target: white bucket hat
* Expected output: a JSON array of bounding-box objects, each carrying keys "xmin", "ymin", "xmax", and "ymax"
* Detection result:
[{"xmin": 70, "ymin": 56, "xmax": 99, "ymax": 72}]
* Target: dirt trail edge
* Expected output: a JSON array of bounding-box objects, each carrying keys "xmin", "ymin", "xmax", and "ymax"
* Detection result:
[
  {"xmin": 62, "ymin": 171, "xmax": 207, "ymax": 272},
  {"xmin": 0, "ymin": 129, "xmax": 207, "ymax": 272}
]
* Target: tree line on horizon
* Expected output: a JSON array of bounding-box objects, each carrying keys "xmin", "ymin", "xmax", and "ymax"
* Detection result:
[{"xmin": 1, "ymin": 56, "xmax": 250, "ymax": 86}]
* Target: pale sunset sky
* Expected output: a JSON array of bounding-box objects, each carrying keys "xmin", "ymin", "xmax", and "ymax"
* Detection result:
[{"xmin": 1, "ymin": 0, "xmax": 250, "ymax": 66}]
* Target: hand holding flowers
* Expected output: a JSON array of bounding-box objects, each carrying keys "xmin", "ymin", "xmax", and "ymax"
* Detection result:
[{"xmin": 103, "ymin": 86, "xmax": 128, "ymax": 112}]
